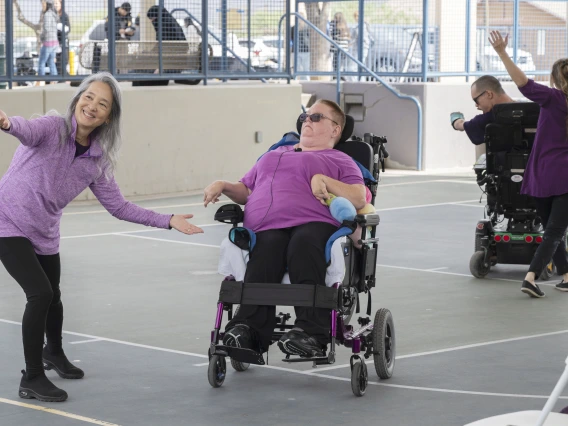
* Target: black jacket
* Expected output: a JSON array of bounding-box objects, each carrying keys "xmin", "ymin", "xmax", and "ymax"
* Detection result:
[
  {"xmin": 57, "ymin": 11, "xmax": 70, "ymax": 45},
  {"xmin": 146, "ymin": 6, "xmax": 186, "ymax": 41},
  {"xmin": 105, "ymin": 8, "xmax": 135, "ymax": 40}
]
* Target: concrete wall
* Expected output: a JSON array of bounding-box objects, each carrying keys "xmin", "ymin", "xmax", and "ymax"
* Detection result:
[
  {"xmin": 0, "ymin": 83, "xmax": 302, "ymax": 200},
  {"xmin": 300, "ymin": 80, "xmax": 526, "ymax": 170}
]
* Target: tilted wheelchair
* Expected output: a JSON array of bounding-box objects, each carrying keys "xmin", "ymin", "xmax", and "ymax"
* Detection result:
[
  {"xmin": 469, "ymin": 102, "xmax": 560, "ymax": 279},
  {"xmin": 207, "ymin": 115, "xmax": 394, "ymax": 397}
]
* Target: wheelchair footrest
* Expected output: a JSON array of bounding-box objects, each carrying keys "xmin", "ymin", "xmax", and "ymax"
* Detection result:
[
  {"xmin": 215, "ymin": 345, "xmax": 265, "ymax": 365},
  {"xmin": 282, "ymin": 356, "xmax": 331, "ymax": 365}
]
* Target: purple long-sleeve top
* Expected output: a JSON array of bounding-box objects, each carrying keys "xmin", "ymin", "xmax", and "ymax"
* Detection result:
[
  {"xmin": 0, "ymin": 115, "xmax": 172, "ymax": 255},
  {"xmin": 518, "ymin": 79, "xmax": 568, "ymax": 198}
]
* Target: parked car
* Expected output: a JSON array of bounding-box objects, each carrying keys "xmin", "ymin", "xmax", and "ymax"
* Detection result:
[{"xmin": 477, "ymin": 45, "xmax": 536, "ymax": 79}]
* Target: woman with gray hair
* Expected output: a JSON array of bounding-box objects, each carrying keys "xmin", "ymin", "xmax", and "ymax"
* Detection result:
[{"xmin": 0, "ymin": 72, "xmax": 203, "ymax": 402}]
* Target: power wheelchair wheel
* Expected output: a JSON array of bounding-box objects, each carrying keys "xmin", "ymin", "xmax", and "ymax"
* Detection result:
[
  {"xmin": 207, "ymin": 355, "xmax": 227, "ymax": 388},
  {"xmin": 350, "ymin": 360, "xmax": 368, "ymax": 397},
  {"xmin": 373, "ymin": 308, "xmax": 395, "ymax": 379},
  {"xmin": 469, "ymin": 251, "xmax": 490, "ymax": 278},
  {"xmin": 230, "ymin": 358, "xmax": 250, "ymax": 372},
  {"xmin": 540, "ymin": 262, "xmax": 556, "ymax": 281}
]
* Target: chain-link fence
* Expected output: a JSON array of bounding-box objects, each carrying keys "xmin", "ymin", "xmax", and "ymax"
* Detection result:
[{"xmin": 1, "ymin": 0, "xmax": 568, "ymax": 85}]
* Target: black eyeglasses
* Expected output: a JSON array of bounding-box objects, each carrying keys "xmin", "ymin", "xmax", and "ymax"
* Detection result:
[
  {"xmin": 299, "ymin": 113, "xmax": 339, "ymax": 126},
  {"xmin": 473, "ymin": 91, "xmax": 487, "ymax": 105}
]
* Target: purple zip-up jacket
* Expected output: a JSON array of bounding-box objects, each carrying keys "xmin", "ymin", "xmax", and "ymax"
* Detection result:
[{"xmin": 0, "ymin": 115, "xmax": 172, "ymax": 255}]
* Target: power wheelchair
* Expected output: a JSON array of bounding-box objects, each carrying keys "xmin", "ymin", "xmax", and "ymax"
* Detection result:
[
  {"xmin": 207, "ymin": 115, "xmax": 394, "ymax": 397},
  {"xmin": 469, "ymin": 102, "xmax": 560, "ymax": 279}
]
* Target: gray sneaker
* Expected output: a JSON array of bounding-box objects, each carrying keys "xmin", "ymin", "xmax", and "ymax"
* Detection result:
[{"xmin": 555, "ymin": 281, "xmax": 568, "ymax": 292}]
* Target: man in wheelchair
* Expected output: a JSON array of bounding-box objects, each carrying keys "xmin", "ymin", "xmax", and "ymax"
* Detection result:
[{"xmin": 203, "ymin": 100, "xmax": 366, "ymax": 357}]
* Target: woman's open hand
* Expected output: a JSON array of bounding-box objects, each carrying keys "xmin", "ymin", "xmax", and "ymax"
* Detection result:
[
  {"xmin": 0, "ymin": 110, "xmax": 11, "ymax": 130},
  {"xmin": 170, "ymin": 214, "xmax": 204, "ymax": 235},
  {"xmin": 489, "ymin": 30, "xmax": 508, "ymax": 55}
]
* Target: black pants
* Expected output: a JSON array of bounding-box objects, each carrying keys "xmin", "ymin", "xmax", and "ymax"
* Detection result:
[
  {"xmin": 227, "ymin": 222, "xmax": 337, "ymax": 351},
  {"xmin": 56, "ymin": 49, "xmax": 68, "ymax": 77},
  {"xmin": 0, "ymin": 237, "xmax": 63, "ymax": 376},
  {"xmin": 529, "ymin": 193, "xmax": 568, "ymax": 278}
]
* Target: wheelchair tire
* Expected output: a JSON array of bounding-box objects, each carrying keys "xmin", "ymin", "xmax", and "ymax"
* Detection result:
[
  {"xmin": 475, "ymin": 234, "xmax": 482, "ymax": 252},
  {"xmin": 230, "ymin": 358, "xmax": 250, "ymax": 372},
  {"xmin": 373, "ymin": 308, "xmax": 395, "ymax": 380},
  {"xmin": 351, "ymin": 361, "xmax": 368, "ymax": 397},
  {"xmin": 541, "ymin": 262, "xmax": 556, "ymax": 281},
  {"xmin": 207, "ymin": 355, "xmax": 226, "ymax": 388},
  {"xmin": 469, "ymin": 251, "xmax": 490, "ymax": 278}
]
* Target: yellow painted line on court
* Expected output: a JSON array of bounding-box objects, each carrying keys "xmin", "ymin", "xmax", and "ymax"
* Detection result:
[{"xmin": 0, "ymin": 397, "xmax": 121, "ymax": 425}]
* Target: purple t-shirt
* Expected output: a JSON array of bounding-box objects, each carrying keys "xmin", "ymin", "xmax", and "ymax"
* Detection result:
[
  {"xmin": 0, "ymin": 115, "xmax": 172, "ymax": 255},
  {"xmin": 463, "ymin": 111, "xmax": 493, "ymax": 145},
  {"xmin": 518, "ymin": 79, "xmax": 568, "ymax": 198},
  {"xmin": 241, "ymin": 145, "xmax": 364, "ymax": 232}
]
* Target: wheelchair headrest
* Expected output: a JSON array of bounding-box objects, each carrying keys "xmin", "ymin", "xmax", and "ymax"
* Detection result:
[
  {"xmin": 296, "ymin": 114, "xmax": 354, "ymax": 144},
  {"xmin": 492, "ymin": 102, "xmax": 540, "ymax": 126}
]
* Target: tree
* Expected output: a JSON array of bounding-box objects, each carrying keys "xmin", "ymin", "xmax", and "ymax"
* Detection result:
[
  {"xmin": 305, "ymin": 2, "xmax": 331, "ymax": 80},
  {"xmin": 13, "ymin": 0, "xmax": 44, "ymax": 53}
]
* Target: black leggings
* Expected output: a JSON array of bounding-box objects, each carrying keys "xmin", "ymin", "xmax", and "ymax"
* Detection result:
[
  {"xmin": 0, "ymin": 237, "xmax": 63, "ymax": 376},
  {"xmin": 529, "ymin": 193, "xmax": 568, "ymax": 278},
  {"xmin": 227, "ymin": 222, "xmax": 337, "ymax": 351}
]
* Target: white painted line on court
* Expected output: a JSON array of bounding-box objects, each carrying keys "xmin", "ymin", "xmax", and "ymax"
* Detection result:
[
  {"xmin": 376, "ymin": 199, "xmax": 480, "ymax": 212},
  {"xmin": 425, "ymin": 267, "xmax": 449, "ymax": 271},
  {"xmin": 305, "ymin": 374, "xmax": 568, "ymax": 400},
  {"xmin": 1, "ymin": 319, "xmax": 566, "ymax": 400},
  {"xmin": 61, "ymin": 223, "xmax": 225, "ymax": 240},
  {"xmin": 70, "ymin": 338, "xmax": 103, "ymax": 345},
  {"xmin": 193, "ymin": 362, "xmax": 210, "ymax": 366},
  {"xmin": 0, "ymin": 397, "xmax": 121, "ymax": 425},
  {"xmin": 117, "ymin": 234, "xmax": 222, "ymax": 248},
  {"xmin": 378, "ymin": 179, "xmax": 477, "ymax": 188},
  {"xmin": 62, "ymin": 200, "xmax": 231, "ymax": 216},
  {"xmin": 306, "ymin": 328, "xmax": 568, "ymax": 375}
]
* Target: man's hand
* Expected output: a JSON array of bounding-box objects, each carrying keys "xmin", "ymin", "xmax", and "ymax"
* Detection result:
[
  {"xmin": 169, "ymin": 214, "xmax": 204, "ymax": 235},
  {"xmin": 450, "ymin": 112, "xmax": 464, "ymax": 130},
  {"xmin": 0, "ymin": 110, "xmax": 11, "ymax": 130},
  {"xmin": 489, "ymin": 30, "xmax": 508, "ymax": 56},
  {"xmin": 311, "ymin": 174, "xmax": 330, "ymax": 205},
  {"xmin": 203, "ymin": 181, "xmax": 225, "ymax": 207}
]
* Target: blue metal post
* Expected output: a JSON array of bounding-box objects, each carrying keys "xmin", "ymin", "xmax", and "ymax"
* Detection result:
[
  {"xmin": 202, "ymin": 0, "xmax": 208, "ymax": 85},
  {"xmin": 222, "ymin": 0, "xmax": 227, "ymax": 79},
  {"xmin": 247, "ymin": 0, "xmax": 251, "ymax": 74},
  {"xmin": 465, "ymin": 0, "xmax": 471, "ymax": 82},
  {"xmin": 158, "ymin": 0, "xmax": 164, "ymax": 75},
  {"xmin": 5, "ymin": 0, "xmax": 13, "ymax": 88},
  {"xmin": 358, "ymin": 0, "xmax": 364, "ymax": 80},
  {"xmin": 421, "ymin": 0, "xmax": 429, "ymax": 83},
  {"xmin": 108, "ymin": 0, "xmax": 116, "ymax": 75},
  {"xmin": 513, "ymin": 0, "xmax": 519, "ymax": 63},
  {"xmin": 285, "ymin": 0, "xmax": 291, "ymax": 81},
  {"xmin": 293, "ymin": 0, "xmax": 299, "ymax": 78}
]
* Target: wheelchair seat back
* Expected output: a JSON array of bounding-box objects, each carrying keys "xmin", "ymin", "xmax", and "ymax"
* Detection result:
[{"xmin": 484, "ymin": 103, "xmax": 540, "ymax": 217}]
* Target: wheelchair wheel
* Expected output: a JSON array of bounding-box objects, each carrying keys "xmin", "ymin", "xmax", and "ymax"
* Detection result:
[
  {"xmin": 541, "ymin": 262, "xmax": 556, "ymax": 281},
  {"xmin": 373, "ymin": 308, "xmax": 395, "ymax": 380},
  {"xmin": 351, "ymin": 361, "xmax": 368, "ymax": 397},
  {"xmin": 207, "ymin": 355, "xmax": 226, "ymax": 388},
  {"xmin": 230, "ymin": 358, "xmax": 250, "ymax": 372},
  {"xmin": 474, "ymin": 234, "xmax": 482, "ymax": 252},
  {"xmin": 469, "ymin": 251, "xmax": 490, "ymax": 278}
]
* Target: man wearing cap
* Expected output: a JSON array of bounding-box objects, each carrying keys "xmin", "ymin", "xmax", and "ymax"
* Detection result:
[{"xmin": 105, "ymin": 2, "xmax": 136, "ymax": 40}]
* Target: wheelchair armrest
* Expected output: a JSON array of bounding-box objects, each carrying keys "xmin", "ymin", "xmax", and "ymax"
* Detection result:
[
  {"xmin": 214, "ymin": 204, "xmax": 244, "ymax": 226},
  {"xmin": 354, "ymin": 213, "xmax": 380, "ymax": 227}
]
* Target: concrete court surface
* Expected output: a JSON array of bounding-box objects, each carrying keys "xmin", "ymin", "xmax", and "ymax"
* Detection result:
[{"xmin": 0, "ymin": 172, "xmax": 567, "ymax": 426}]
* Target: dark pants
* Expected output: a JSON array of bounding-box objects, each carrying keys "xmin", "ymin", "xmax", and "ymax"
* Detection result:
[
  {"xmin": 0, "ymin": 237, "xmax": 63, "ymax": 376},
  {"xmin": 56, "ymin": 49, "xmax": 68, "ymax": 77},
  {"xmin": 528, "ymin": 193, "xmax": 568, "ymax": 278},
  {"xmin": 227, "ymin": 222, "xmax": 337, "ymax": 351}
]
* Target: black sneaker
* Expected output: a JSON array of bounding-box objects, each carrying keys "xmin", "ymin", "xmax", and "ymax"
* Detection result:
[
  {"xmin": 43, "ymin": 347, "xmax": 84, "ymax": 379},
  {"xmin": 222, "ymin": 324, "xmax": 253, "ymax": 349},
  {"xmin": 19, "ymin": 370, "xmax": 68, "ymax": 402},
  {"xmin": 555, "ymin": 280, "xmax": 568, "ymax": 292},
  {"xmin": 277, "ymin": 329, "xmax": 325, "ymax": 358},
  {"xmin": 521, "ymin": 280, "xmax": 545, "ymax": 298}
]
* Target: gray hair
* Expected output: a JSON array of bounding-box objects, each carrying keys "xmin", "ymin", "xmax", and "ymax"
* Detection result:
[{"xmin": 60, "ymin": 72, "xmax": 122, "ymax": 179}]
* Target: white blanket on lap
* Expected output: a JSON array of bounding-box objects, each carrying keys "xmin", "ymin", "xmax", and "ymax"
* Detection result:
[{"xmin": 218, "ymin": 237, "xmax": 346, "ymax": 287}]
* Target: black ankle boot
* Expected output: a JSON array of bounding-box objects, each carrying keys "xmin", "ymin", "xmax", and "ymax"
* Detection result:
[
  {"xmin": 19, "ymin": 370, "xmax": 68, "ymax": 402},
  {"xmin": 43, "ymin": 347, "xmax": 84, "ymax": 379}
]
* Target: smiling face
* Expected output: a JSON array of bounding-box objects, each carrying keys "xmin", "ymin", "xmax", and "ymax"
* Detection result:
[
  {"xmin": 74, "ymin": 81, "xmax": 113, "ymax": 135},
  {"xmin": 299, "ymin": 102, "xmax": 342, "ymax": 150}
]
